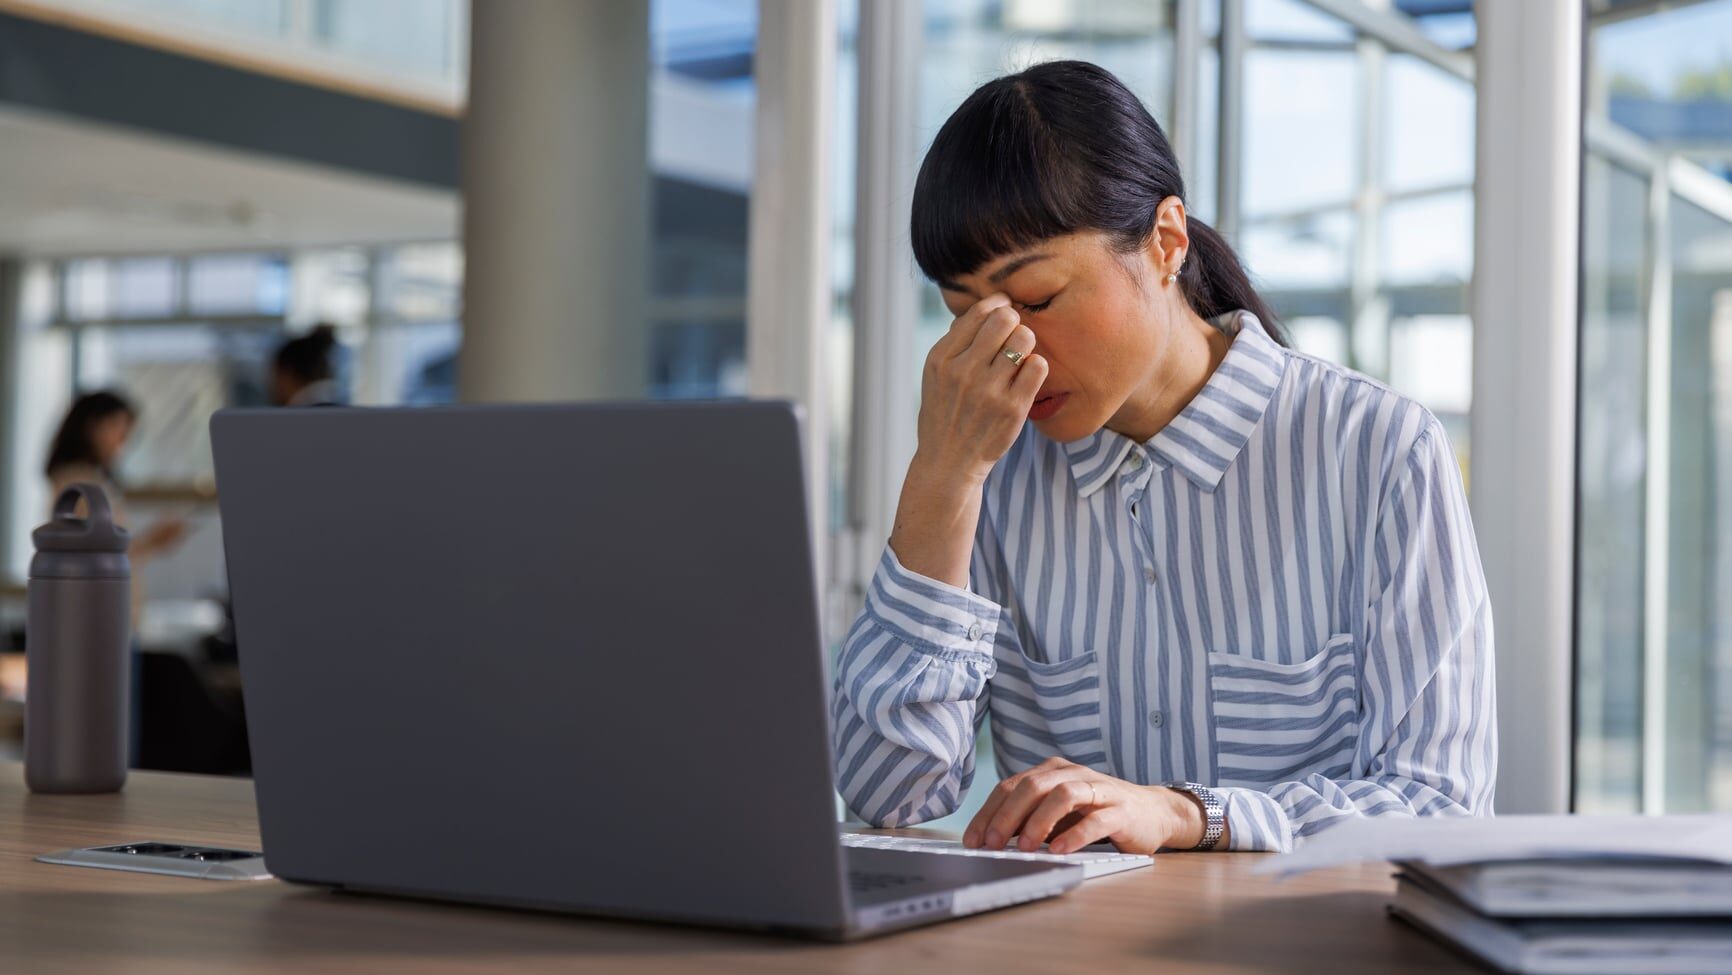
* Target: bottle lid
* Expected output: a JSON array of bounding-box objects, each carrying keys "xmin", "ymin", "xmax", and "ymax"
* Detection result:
[{"xmin": 33, "ymin": 483, "xmax": 131, "ymax": 554}]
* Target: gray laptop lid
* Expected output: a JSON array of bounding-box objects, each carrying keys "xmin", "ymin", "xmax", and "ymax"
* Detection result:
[{"xmin": 211, "ymin": 401, "xmax": 850, "ymax": 931}]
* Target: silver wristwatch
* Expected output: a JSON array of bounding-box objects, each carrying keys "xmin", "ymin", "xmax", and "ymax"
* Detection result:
[{"xmin": 1164, "ymin": 781, "xmax": 1225, "ymax": 851}]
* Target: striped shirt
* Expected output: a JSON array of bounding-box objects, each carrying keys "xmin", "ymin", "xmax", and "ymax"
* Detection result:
[{"xmin": 832, "ymin": 311, "xmax": 1496, "ymax": 853}]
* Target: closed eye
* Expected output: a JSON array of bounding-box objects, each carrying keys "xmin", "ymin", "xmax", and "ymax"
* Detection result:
[{"xmin": 1018, "ymin": 297, "xmax": 1054, "ymax": 314}]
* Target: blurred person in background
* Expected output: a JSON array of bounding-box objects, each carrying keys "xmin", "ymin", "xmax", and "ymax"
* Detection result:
[
  {"xmin": 270, "ymin": 324, "xmax": 343, "ymax": 407},
  {"xmin": 44, "ymin": 390, "xmax": 189, "ymax": 620}
]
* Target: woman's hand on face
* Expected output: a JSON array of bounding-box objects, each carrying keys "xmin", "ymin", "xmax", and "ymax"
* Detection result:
[
  {"xmin": 961, "ymin": 757, "xmax": 1213, "ymax": 855},
  {"xmin": 914, "ymin": 293, "xmax": 1049, "ymax": 483}
]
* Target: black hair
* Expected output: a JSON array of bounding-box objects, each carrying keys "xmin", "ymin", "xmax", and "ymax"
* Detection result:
[
  {"xmin": 45, "ymin": 390, "xmax": 136, "ymax": 479},
  {"xmin": 273, "ymin": 323, "xmax": 338, "ymax": 384},
  {"xmin": 910, "ymin": 60, "xmax": 1286, "ymax": 344}
]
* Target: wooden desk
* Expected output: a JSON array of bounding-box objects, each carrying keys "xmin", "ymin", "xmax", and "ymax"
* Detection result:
[{"xmin": 0, "ymin": 762, "xmax": 1472, "ymax": 974}]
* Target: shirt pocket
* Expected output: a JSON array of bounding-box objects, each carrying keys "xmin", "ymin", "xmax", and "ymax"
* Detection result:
[
  {"xmin": 1207, "ymin": 633, "xmax": 1360, "ymax": 789},
  {"xmin": 988, "ymin": 646, "xmax": 1108, "ymax": 773}
]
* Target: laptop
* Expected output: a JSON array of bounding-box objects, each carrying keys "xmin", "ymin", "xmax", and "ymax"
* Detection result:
[{"xmin": 210, "ymin": 400, "xmax": 1083, "ymax": 940}]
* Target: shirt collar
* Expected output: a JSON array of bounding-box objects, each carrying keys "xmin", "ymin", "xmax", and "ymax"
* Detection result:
[{"xmin": 1062, "ymin": 310, "xmax": 1288, "ymax": 495}]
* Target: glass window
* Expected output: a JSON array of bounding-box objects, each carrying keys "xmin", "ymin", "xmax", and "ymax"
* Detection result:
[
  {"xmin": 1592, "ymin": 1, "xmax": 1732, "ymax": 178},
  {"xmin": 1384, "ymin": 54, "xmax": 1474, "ymax": 194},
  {"xmin": 111, "ymin": 0, "xmax": 289, "ymax": 35},
  {"xmin": 1576, "ymin": 157, "xmax": 1651, "ymax": 814},
  {"xmin": 59, "ymin": 258, "xmax": 182, "ymax": 321},
  {"xmin": 1242, "ymin": 210, "xmax": 1353, "ymax": 291},
  {"xmin": 187, "ymin": 254, "xmax": 289, "ymax": 316},
  {"xmin": 1243, "ymin": 49, "xmax": 1357, "ymax": 218},
  {"xmin": 1240, "ymin": 2, "xmax": 1475, "ymax": 465},
  {"xmin": 376, "ymin": 243, "xmax": 462, "ymax": 322},
  {"xmin": 289, "ymin": 247, "xmax": 370, "ymax": 326},
  {"xmin": 647, "ymin": 0, "xmax": 756, "ymax": 400},
  {"xmin": 1246, "ymin": 0, "xmax": 1354, "ymax": 43},
  {"xmin": 1579, "ymin": 0, "xmax": 1732, "ymax": 813},
  {"xmin": 311, "ymin": 0, "xmax": 463, "ymax": 81},
  {"xmin": 1382, "ymin": 191, "xmax": 1473, "ymax": 286},
  {"xmin": 1656, "ymin": 196, "xmax": 1732, "ymax": 811},
  {"xmin": 62, "ymin": 260, "xmax": 111, "ymax": 322}
]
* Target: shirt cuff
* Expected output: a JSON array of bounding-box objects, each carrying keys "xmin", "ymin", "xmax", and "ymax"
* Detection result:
[
  {"xmin": 863, "ymin": 545, "xmax": 1003, "ymax": 657},
  {"xmin": 1216, "ymin": 787, "xmax": 1294, "ymax": 853}
]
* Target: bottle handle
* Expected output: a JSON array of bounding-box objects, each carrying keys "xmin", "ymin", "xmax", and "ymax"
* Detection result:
[{"xmin": 53, "ymin": 482, "xmax": 116, "ymax": 530}]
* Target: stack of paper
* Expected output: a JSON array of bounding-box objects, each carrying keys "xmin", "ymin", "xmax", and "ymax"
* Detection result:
[{"xmin": 1262, "ymin": 815, "xmax": 1732, "ymax": 975}]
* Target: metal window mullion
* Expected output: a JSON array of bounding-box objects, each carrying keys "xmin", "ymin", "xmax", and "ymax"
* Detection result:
[
  {"xmin": 1640, "ymin": 164, "xmax": 1673, "ymax": 814},
  {"xmin": 1348, "ymin": 33, "xmax": 1387, "ymax": 376},
  {"xmin": 1172, "ymin": 0, "xmax": 1202, "ymax": 182},
  {"xmin": 1215, "ymin": 0, "xmax": 1245, "ymax": 242},
  {"xmin": 1300, "ymin": 0, "xmax": 1472, "ymax": 81}
]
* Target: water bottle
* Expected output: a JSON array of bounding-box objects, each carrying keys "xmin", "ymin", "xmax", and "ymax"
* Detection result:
[{"xmin": 25, "ymin": 483, "xmax": 132, "ymax": 794}]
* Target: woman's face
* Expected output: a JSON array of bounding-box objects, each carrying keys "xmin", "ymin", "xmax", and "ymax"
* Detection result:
[
  {"xmin": 937, "ymin": 229, "xmax": 1180, "ymax": 444},
  {"xmin": 90, "ymin": 412, "xmax": 134, "ymax": 466}
]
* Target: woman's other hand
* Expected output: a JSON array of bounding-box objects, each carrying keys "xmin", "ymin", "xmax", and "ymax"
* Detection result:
[
  {"xmin": 962, "ymin": 756, "xmax": 1225, "ymax": 855},
  {"xmin": 132, "ymin": 518, "xmax": 190, "ymax": 560}
]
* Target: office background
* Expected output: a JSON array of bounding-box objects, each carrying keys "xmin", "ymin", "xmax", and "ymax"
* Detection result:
[{"xmin": 0, "ymin": 0, "xmax": 1725, "ymax": 825}]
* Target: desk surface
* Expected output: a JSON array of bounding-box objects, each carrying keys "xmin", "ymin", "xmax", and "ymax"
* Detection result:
[{"xmin": 0, "ymin": 762, "xmax": 1472, "ymax": 974}]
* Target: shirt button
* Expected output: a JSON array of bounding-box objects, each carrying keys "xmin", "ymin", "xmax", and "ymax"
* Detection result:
[
  {"xmin": 966, "ymin": 622, "xmax": 983, "ymax": 641},
  {"xmin": 1148, "ymin": 709, "xmax": 1166, "ymax": 729},
  {"xmin": 1143, "ymin": 566, "xmax": 1157, "ymax": 585},
  {"xmin": 1126, "ymin": 453, "xmax": 1144, "ymax": 472}
]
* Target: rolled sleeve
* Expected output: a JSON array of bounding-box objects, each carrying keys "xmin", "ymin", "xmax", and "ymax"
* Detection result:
[
  {"xmin": 864, "ymin": 546, "xmax": 1002, "ymax": 658},
  {"xmin": 832, "ymin": 545, "xmax": 1005, "ymax": 827}
]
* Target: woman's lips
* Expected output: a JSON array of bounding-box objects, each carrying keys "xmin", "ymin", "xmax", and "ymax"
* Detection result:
[{"xmin": 1028, "ymin": 391, "xmax": 1069, "ymax": 422}]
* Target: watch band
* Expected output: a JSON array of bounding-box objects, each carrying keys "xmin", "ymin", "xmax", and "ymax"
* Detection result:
[{"xmin": 1164, "ymin": 781, "xmax": 1225, "ymax": 851}]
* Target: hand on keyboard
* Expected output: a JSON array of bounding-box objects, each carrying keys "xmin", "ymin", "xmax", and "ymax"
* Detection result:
[{"xmin": 961, "ymin": 756, "xmax": 1215, "ymax": 854}]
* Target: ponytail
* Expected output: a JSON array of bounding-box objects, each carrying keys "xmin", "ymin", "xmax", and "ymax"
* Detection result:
[{"xmin": 1180, "ymin": 218, "xmax": 1288, "ymax": 345}]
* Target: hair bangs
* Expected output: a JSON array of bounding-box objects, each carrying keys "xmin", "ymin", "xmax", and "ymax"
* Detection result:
[{"xmin": 910, "ymin": 79, "xmax": 1092, "ymax": 285}]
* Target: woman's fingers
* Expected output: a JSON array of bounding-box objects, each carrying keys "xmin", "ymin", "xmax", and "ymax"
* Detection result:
[
  {"xmin": 934, "ymin": 293, "xmax": 1011, "ymax": 359},
  {"xmin": 1047, "ymin": 809, "xmax": 1120, "ymax": 855},
  {"xmin": 964, "ymin": 778, "xmax": 1016, "ymax": 848},
  {"xmin": 980, "ymin": 766, "xmax": 1088, "ymax": 851},
  {"xmin": 1010, "ymin": 353, "xmax": 1049, "ymax": 402},
  {"xmin": 963, "ymin": 304, "xmax": 1023, "ymax": 365},
  {"xmin": 990, "ymin": 324, "xmax": 1036, "ymax": 374},
  {"xmin": 963, "ymin": 756, "xmax": 1067, "ymax": 848},
  {"xmin": 1016, "ymin": 779, "xmax": 1099, "ymax": 852}
]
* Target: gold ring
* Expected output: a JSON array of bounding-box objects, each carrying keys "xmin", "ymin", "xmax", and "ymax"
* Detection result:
[
  {"xmin": 1001, "ymin": 347, "xmax": 1026, "ymax": 365},
  {"xmin": 1089, "ymin": 782, "xmax": 1099, "ymax": 806}
]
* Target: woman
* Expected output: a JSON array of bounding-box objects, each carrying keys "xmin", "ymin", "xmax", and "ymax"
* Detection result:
[
  {"xmin": 270, "ymin": 324, "xmax": 342, "ymax": 407},
  {"xmin": 45, "ymin": 392, "xmax": 188, "ymax": 609},
  {"xmin": 832, "ymin": 61, "xmax": 1495, "ymax": 855}
]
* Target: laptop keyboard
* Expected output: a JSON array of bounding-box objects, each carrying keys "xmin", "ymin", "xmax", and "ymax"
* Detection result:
[{"xmin": 841, "ymin": 832, "xmax": 1153, "ymax": 880}]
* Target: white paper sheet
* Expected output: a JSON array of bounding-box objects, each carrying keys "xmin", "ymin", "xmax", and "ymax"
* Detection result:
[{"xmin": 1256, "ymin": 814, "xmax": 1732, "ymax": 876}]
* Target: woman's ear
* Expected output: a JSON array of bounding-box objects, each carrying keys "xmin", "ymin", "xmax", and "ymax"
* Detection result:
[{"xmin": 1149, "ymin": 196, "xmax": 1190, "ymax": 274}]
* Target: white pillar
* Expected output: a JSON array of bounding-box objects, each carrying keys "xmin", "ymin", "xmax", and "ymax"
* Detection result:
[
  {"xmin": 749, "ymin": 0, "xmax": 835, "ymax": 627},
  {"xmin": 843, "ymin": 0, "xmax": 921, "ymax": 631},
  {"xmin": 1470, "ymin": 0, "xmax": 1582, "ymax": 815},
  {"xmin": 459, "ymin": 0, "xmax": 650, "ymax": 403}
]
